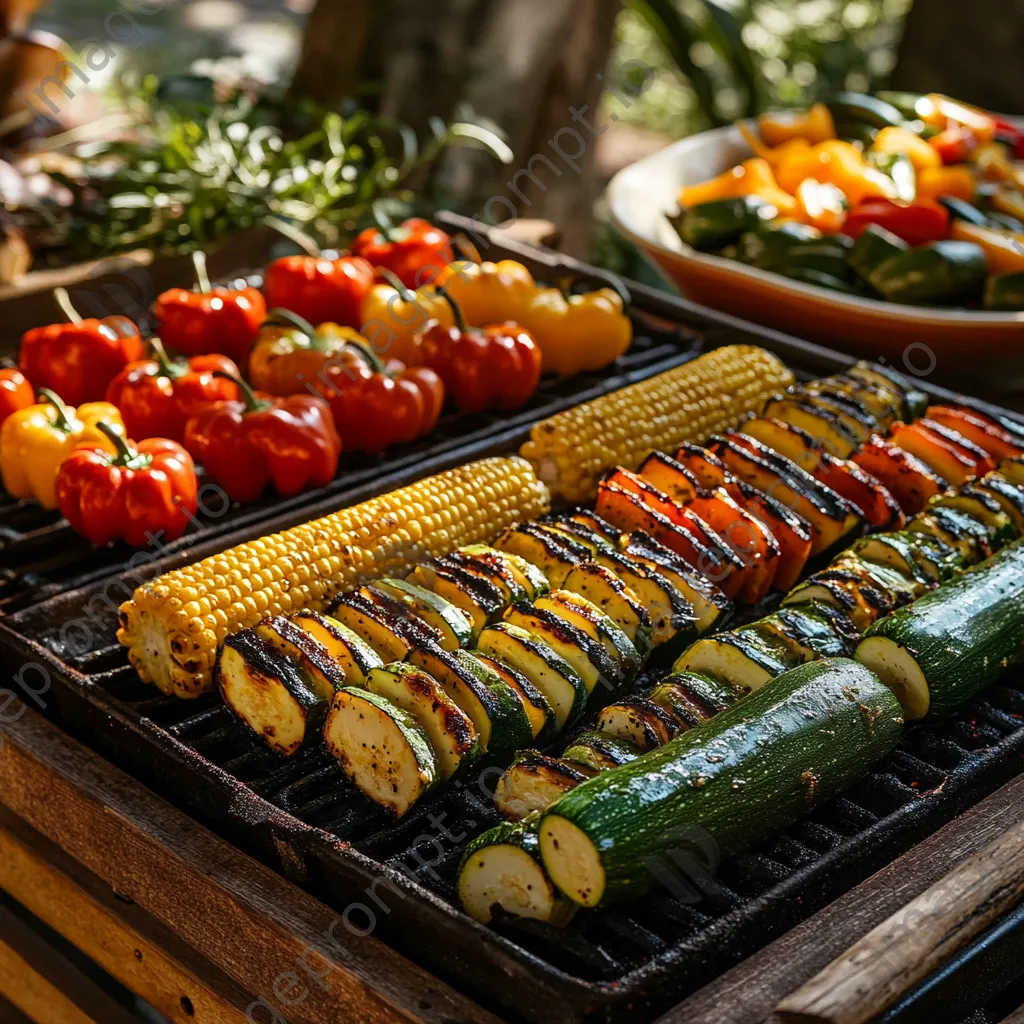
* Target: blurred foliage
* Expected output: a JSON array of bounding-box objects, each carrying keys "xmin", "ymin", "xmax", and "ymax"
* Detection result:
[{"xmin": 603, "ymin": 0, "xmax": 913, "ymax": 137}]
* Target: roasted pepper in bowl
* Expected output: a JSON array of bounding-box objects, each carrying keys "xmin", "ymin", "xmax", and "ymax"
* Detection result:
[
  {"xmin": 517, "ymin": 276, "xmax": 632, "ymax": 376},
  {"xmin": 183, "ymin": 373, "xmax": 340, "ymax": 502},
  {"xmin": 18, "ymin": 289, "xmax": 145, "ymax": 407},
  {"xmin": 153, "ymin": 253, "xmax": 266, "ymax": 364},
  {"xmin": 312, "ymin": 340, "xmax": 445, "ymax": 454},
  {"xmin": 56, "ymin": 423, "xmax": 198, "ymax": 547},
  {"xmin": 418, "ymin": 296, "xmax": 541, "ymax": 413},
  {"xmin": 247, "ymin": 310, "xmax": 366, "ymax": 396},
  {"xmin": 0, "ymin": 368, "xmax": 34, "ymax": 426},
  {"xmin": 105, "ymin": 340, "xmax": 239, "ymax": 443},
  {"xmin": 351, "ymin": 215, "xmax": 452, "ymax": 290},
  {"xmin": 0, "ymin": 390, "xmax": 126, "ymax": 509},
  {"xmin": 359, "ymin": 270, "xmax": 453, "ymax": 366}
]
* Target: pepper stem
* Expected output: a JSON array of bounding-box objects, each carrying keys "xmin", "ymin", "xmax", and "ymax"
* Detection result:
[
  {"xmin": 149, "ymin": 337, "xmax": 184, "ymax": 379},
  {"xmin": 96, "ymin": 420, "xmax": 135, "ymax": 465},
  {"xmin": 263, "ymin": 307, "xmax": 318, "ymax": 338},
  {"xmin": 53, "ymin": 287, "xmax": 83, "ymax": 326},
  {"xmin": 212, "ymin": 369, "xmax": 267, "ymax": 413},
  {"xmin": 38, "ymin": 388, "xmax": 74, "ymax": 430},
  {"xmin": 438, "ymin": 289, "xmax": 470, "ymax": 334},
  {"xmin": 192, "ymin": 250, "xmax": 211, "ymax": 294},
  {"xmin": 342, "ymin": 338, "xmax": 388, "ymax": 374},
  {"xmin": 377, "ymin": 268, "xmax": 416, "ymax": 302},
  {"xmin": 557, "ymin": 271, "xmax": 632, "ymax": 309},
  {"xmin": 262, "ymin": 216, "xmax": 323, "ymax": 259},
  {"xmin": 369, "ymin": 200, "xmax": 396, "ymax": 242}
]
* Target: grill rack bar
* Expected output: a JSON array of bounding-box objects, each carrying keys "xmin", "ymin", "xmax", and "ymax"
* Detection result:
[{"xmin": 3, "ymin": 219, "xmax": 1024, "ymax": 1023}]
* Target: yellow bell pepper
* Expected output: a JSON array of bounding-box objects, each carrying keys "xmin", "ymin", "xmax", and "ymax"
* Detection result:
[
  {"xmin": 0, "ymin": 391, "xmax": 124, "ymax": 509},
  {"xmin": 679, "ymin": 158, "xmax": 798, "ymax": 215},
  {"xmin": 916, "ymin": 164, "xmax": 976, "ymax": 202},
  {"xmin": 950, "ymin": 221, "xmax": 1024, "ymax": 276},
  {"xmin": 738, "ymin": 122, "xmax": 810, "ymax": 167},
  {"xmin": 871, "ymin": 126, "xmax": 941, "ymax": 172},
  {"xmin": 793, "ymin": 178, "xmax": 847, "ymax": 234},
  {"xmin": 920, "ymin": 94, "xmax": 997, "ymax": 144},
  {"xmin": 439, "ymin": 259, "xmax": 536, "ymax": 327},
  {"xmin": 517, "ymin": 285, "xmax": 633, "ymax": 376},
  {"xmin": 359, "ymin": 275, "xmax": 453, "ymax": 366},
  {"xmin": 776, "ymin": 140, "xmax": 894, "ymax": 205},
  {"xmin": 757, "ymin": 103, "xmax": 835, "ymax": 147}
]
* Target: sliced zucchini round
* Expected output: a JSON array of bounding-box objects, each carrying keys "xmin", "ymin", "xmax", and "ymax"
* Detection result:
[
  {"xmin": 472, "ymin": 652, "xmax": 557, "ymax": 744},
  {"xmin": 493, "ymin": 752, "xmax": 594, "ymax": 820},
  {"xmin": 367, "ymin": 579, "xmax": 475, "ymax": 650},
  {"xmin": 289, "ymin": 611, "xmax": 383, "ymax": 685},
  {"xmin": 562, "ymin": 731, "xmax": 643, "ymax": 772},
  {"xmin": 854, "ymin": 635, "xmax": 930, "ymax": 720},
  {"xmin": 596, "ymin": 696, "xmax": 682, "ymax": 750}
]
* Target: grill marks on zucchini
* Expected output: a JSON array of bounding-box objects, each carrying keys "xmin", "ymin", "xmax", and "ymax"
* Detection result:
[
  {"xmin": 674, "ymin": 624, "xmax": 804, "ymax": 693},
  {"xmin": 289, "ymin": 612, "xmax": 383, "ymax": 685},
  {"xmin": 494, "ymin": 752, "xmax": 596, "ymax": 820}
]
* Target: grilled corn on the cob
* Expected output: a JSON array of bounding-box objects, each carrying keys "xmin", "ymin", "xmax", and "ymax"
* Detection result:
[
  {"xmin": 118, "ymin": 457, "xmax": 550, "ymax": 698},
  {"xmin": 520, "ymin": 345, "xmax": 794, "ymax": 503}
]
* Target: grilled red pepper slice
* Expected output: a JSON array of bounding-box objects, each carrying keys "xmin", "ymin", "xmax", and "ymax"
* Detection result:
[
  {"xmin": 183, "ymin": 373, "xmax": 341, "ymax": 502},
  {"xmin": 18, "ymin": 288, "xmax": 145, "ymax": 406},
  {"xmin": 810, "ymin": 456, "xmax": 905, "ymax": 530},
  {"xmin": 105, "ymin": 339, "xmax": 240, "ymax": 443},
  {"xmin": 924, "ymin": 405, "xmax": 1024, "ymax": 460},
  {"xmin": 418, "ymin": 295, "xmax": 541, "ymax": 413},
  {"xmin": 351, "ymin": 214, "xmax": 452, "ymax": 290},
  {"xmin": 0, "ymin": 367, "xmax": 34, "ymax": 425},
  {"xmin": 263, "ymin": 249, "xmax": 374, "ymax": 330},
  {"xmin": 890, "ymin": 420, "xmax": 994, "ymax": 485},
  {"xmin": 312, "ymin": 339, "xmax": 444, "ymax": 454},
  {"xmin": 56, "ymin": 422, "xmax": 198, "ymax": 547},
  {"xmin": 843, "ymin": 197, "xmax": 950, "ymax": 247},
  {"xmin": 153, "ymin": 252, "xmax": 266, "ymax": 363},
  {"xmin": 853, "ymin": 435, "xmax": 947, "ymax": 515}
]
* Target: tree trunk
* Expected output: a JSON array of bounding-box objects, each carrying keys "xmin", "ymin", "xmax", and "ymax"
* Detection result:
[{"xmin": 891, "ymin": 0, "xmax": 1024, "ymax": 114}]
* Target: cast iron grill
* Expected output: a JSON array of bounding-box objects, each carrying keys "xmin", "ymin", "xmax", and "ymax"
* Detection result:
[
  {"xmin": 5, "ymin": 226, "xmax": 1024, "ymax": 1022},
  {"xmin": 0, "ymin": 311, "xmax": 698, "ymax": 615}
]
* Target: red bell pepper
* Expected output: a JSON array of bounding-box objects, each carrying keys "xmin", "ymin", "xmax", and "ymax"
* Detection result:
[
  {"xmin": 0, "ymin": 367, "xmax": 34, "ymax": 425},
  {"xmin": 313, "ymin": 340, "xmax": 444, "ymax": 454},
  {"xmin": 18, "ymin": 288, "xmax": 145, "ymax": 407},
  {"xmin": 417, "ymin": 296, "xmax": 541, "ymax": 413},
  {"xmin": 56, "ymin": 422, "xmax": 198, "ymax": 547},
  {"xmin": 928, "ymin": 126, "xmax": 978, "ymax": 165},
  {"xmin": 183, "ymin": 372, "xmax": 341, "ymax": 502},
  {"xmin": 105, "ymin": 339, "xmax": 240, "ymax": 443},
  {"xmin": 153, "ymin": 252, "xmax": 266, "ymax": 363},
  {"xmin": 263, "ymin": 249, "xmax": 374, "ymax": 330},
  {"xmin": 351, "ymin": 214, "xmax": 453, "ymax": 290},
  {"xmin": 843, "ymin": 197, "xmax": 951, "ymax": 247}
]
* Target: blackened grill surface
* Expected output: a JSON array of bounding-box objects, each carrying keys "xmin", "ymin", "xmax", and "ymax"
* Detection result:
[{"xmin": 4, "ymin": 229, "xmax": 1024, "ymax": 1023}]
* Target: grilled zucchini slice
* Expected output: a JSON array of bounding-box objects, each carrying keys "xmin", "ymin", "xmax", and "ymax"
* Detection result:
[
  {"xmin": 847, "ymin": 361, "xmax": 927, "ymax": 420},
  {"xmin": 543, "ymin": 517, "xmax": 619, "ymax": 559},
  {"xmin": 534, "ymin": 590, "xmax": 641, "ymax": 679},
  {"xmin": 444, "ymin": 550, "xmax": 529, "ymax": 606},
  {"xmin": 409, "ymin": 646, "xmax": 533, "ymax": 756},
  {"xmin": 758, "ymin": 603, "xmax": 858, "ymax": 661},
  {"xmin": 561, "ymin": 561, "xmax": 654, "ymax": 656},
  {"xmin": 289, "ymin": 611, "xmax": 383, "ymax": 685},
  {"xmin": 783, "ymin": 568, "xmax": 896, "ymax": 631},
  {"xmin": 650, "ymin": 671, "xmax": 741, "ymax": 719},
  {"xmin": 908, "ymin": 506, "xmax": 996, "ymax": 563},
  {"xmin": 975, "ymin": 474, "xmax": 1024, "ymax": 534},
  {"xmin": 473, "ymin": 653, "xmax": 557, "ymax": 744},
  {"xmin": 458, "ymin": 545, "xmax": 550, "ymax": 600},
  {"xmin": 476, "ymin": 623, "xmax": 588, "ymax": 730},
  {"xmin": 458, "ymin": 820, "xmax": 576, "ymax": 926},
  {"xmin": 760, "ymin": 395, "xmax": 858, "ymax": 457},
  {"xmin": 367, "ymin": 578, "xmax": 474, "ymax": 651},
  {"xmin": 407, "ymin": 560, "xmax": 505, "ymax": 631},
  {"xmin": 565, "ymin": 509, "xmax": 621, "ymax": 545},
  {"xmin": 562, "ymin": 731, "xmax": 643, "ymax": 771},
  {"xmin": 253, "ymin": 615, "xmax": 347, "ymax": 700},
  {"xmin": 366, "ymin": 663, "xmax": 479, "ymax": 779},
  {"xmin": 323, "ymin": 688, "xmax": 438, "ymax": 816},
  {"xmin": 329, "ymin": 588, "xmax": 434, "ymax": 662},
  {"xmin": 675, "ymin": 626, "xmax": 803, "ymax": 692},
  {"xmin": 997, "ymin": 456, "xmax": 1024, "ymax": 487},
  {"xmin": 217, "ymin": 629, "xmax": 327, "ymax": 757},
  {"xmin": 928, "ymin": 488, "xmax": 1017, "ymax": 548},
  {"xmin": 596, "ymin": 696, "xmax": 683, "ymax": 750},
  {"xmin": 852, "ymin": 532, "xmax": 947, "ymax": 586},
  {"xmin": 493, "ymin": 752, "xmax": 595, "ymax": 820},
  {"xmin": 494, "ymin": 523, "xmax": 589, "ymax": 587},
  {"xmin": 503, "ymin": 604, "xmax": 623, "ymax": 699}
]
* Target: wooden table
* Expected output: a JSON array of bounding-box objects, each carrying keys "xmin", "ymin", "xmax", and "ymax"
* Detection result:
[{"xmin": 0, "ymin": 704, "xmax": 1023, "ymax": 1024}]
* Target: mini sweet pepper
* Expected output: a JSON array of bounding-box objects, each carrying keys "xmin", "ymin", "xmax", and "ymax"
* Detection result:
[
  {"xmin": 0, "ymin": 390, "xmax": 126, "ymax": 509},
  {"xmin": 183, "ymin": 373, "xmax": 341, "ymax": 502},
  {"xmin": 56, "ymin": 423, "xmax": 198, "ymax": 547},
  {"xmin": 0, "ymin": 368, "xmax": 34, "ymax": 426},
  {"xmin": 351, "ymin": 215, "xmax": 453, "ymax": 290},
  {"xmin": 439, "ymin": 259, "xmax": 537, "ymax": 327},
  {"xmin": 359, "ymin": 270, "xmax": 453, "ymax": 366},
  {"xmin": 18, "ymin": 288, "xmax": 144, "ymax": 407},
  {"xmin": 153, "ymin": 252, "xmax": 266, "ymax": 363},
  {"xmin": 105, "ymin": 339, "xmax": 240, "ymax": 443},
  {"xmin": 262, "ymin": 249, "xmax": 375, "ymax": 330}
]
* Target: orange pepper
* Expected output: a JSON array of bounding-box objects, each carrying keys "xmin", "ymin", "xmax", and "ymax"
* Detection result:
[
  {"xmin": 949, "ymin": 221, "xmax": 1024, "ymax": 275},
  {"xmin": 871, "ymin": 126, "xmax": 941, "ymax": 172},
  {"xmin": 920, "ymin": 94, "xmax": 997, "ymax": 144},
  {"xmin": 757, "ymin": 103, "xmax": 835, "ymax": 147},
  {"xmin": 776, "ymin": 140, "xmax": 894, "ymax": 205},
  {"xmin": 793, "ymin": 179, "xmax": 847, "ymax": 234},
  {"xmin": 678, "ymin": 158, "xmax": 797, "ymax": 214},
  {"xmin": 738, "ymin": 121, "xmax": 811, "ymax": 167},
  {"xmin": 916, "ymin": 164, "xmax": 975, "ymax": 202}
]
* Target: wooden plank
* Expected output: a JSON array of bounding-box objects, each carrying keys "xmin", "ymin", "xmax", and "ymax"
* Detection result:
[
  {"xmin": 657, "ymin": 773, "xmax": 1024, "ymax": 1024},
  {"xmin": 1000, "ymin": 1005, "xmax": 1024, "ymax": 1024},
  {"xmin": 0, "ymin": 903, "xmax": 139, "ymax": 1024},
  {"xmin": 0, "ymin": 806, "xmax": 252, "ymax": 1024},
  {"xmin": 777, "ymin": 818, "xmax": 1024, "ymax": 1023},
  {"xmin": 0, "ymin": 993, "xmax": 36, "ymax": 1024},
  {"xmin": 0, "ymin": 709, "xmax": 501, "ymax": 1024}
]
